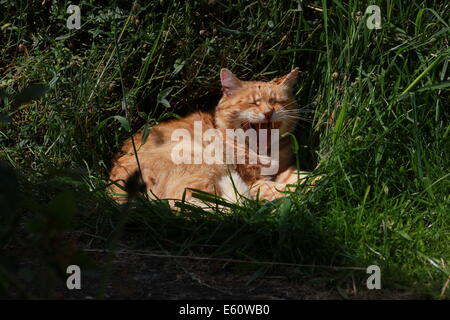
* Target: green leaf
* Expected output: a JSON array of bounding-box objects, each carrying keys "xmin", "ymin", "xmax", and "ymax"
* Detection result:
[
  {"xmin": 94, "ymin": 116, "xmax": 114, "ymax": 134},
  {"xmin": 281, "ymin": 132, "xmax": 299, "ymax": 153},
  {"xmin": 416, "ymin": 251, "xmax": 448, "ymax": 275},
  {"xmin": 396, "ymin": 230, "xmax": 413, "ymax": 241},
  {"xmin": 414, "ymin": 8, "xmax": 426, "ymax": 36},
  {"xmin": 415, "ymin": 81, "xmax": 450, "ymax": 92},
  {"xmin": 113, "ymin": 115, "xmax": 131, "ymax": 132},
  {"xmin": 399, "ymin": 53, "xmax": 447, "ymax": 98},
  {"xmin": 173, "ymin": 59, "xmax": 185, "ymax": 75},
  {"xmin": 278, "ymin": 198, "xmax": 291, "ymax": 221},
  {"xmin": 94, "ymin": 115, "xmax": 131, "ymax": 133},
  {"xmin": 141, "ymin": 123, "xmax": 151, "ymax": 146},
  {"xmin": 190, "ymin": 189, "xmax": 241, "ymax": 209},
  {"xmin": 157, "ymin": 87, "xmax": 173, "ymax": 108},
  {"xmin": 333, "ymin": 102, "xmax": 348, "ymax": 144},
  {"xmin": 55, "ymin": 34, "xmax": 71, "ymax": 41}
]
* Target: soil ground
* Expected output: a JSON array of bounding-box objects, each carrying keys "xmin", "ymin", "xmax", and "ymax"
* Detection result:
[{"xmin": 6, "ymin": 248, "xmax": 421, "ymax": 300}]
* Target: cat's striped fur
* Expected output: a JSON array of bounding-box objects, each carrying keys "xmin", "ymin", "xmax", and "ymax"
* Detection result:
[{"xmin": 109, "ymin": 68, "xmax": 308, "ymax": 205}]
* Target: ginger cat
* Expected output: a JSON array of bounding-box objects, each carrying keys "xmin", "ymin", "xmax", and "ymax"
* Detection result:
[{"xmin": 109, "ymin": 68, "xmax": 309, "ymax": 206}]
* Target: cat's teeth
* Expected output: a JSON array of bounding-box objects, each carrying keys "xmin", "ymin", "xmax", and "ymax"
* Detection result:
[{"xmin": 247, "ymin": 121, "xmax": 279, "ymax": 130}]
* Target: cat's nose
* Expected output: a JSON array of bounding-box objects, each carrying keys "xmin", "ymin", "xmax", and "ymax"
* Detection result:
[{"xmin": 264, "ymin": 110, "xmax": 274, "ymax": 120}]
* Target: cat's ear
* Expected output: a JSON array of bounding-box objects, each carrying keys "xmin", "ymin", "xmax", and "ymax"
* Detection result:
[
  {"xmin": 273, "ymin": 68, "xmax": 299, "ymax": 90},
  {"xmin": 220, "ymin": 68, "xmax": 242, "ymax": 96}
]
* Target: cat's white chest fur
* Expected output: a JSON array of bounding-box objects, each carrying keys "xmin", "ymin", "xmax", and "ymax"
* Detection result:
[{"xmin": 218, "ymin": 171, "xmax": 251, "ymax": 203}]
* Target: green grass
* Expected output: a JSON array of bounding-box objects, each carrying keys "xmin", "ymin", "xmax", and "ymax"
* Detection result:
[{"xmin": 0, "ymin": 0, "xmax": 449, "ymax": 298}]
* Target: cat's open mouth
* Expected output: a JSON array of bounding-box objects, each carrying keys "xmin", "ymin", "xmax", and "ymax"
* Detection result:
[
  {"xmin": 241, "ymin": 120, "xmax": 281, "ymax": 154},
  {"xmin": 242, "ymin": 120, "xmax": 281, "ymax": 131}
]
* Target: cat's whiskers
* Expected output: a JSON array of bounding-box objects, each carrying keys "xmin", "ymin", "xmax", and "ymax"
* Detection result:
[
  {"xmin": 279, "ymin": 101, "xmax": 315, "ymax": 114},
  {"xmin": 276, "ymin": 106, "xmax": 315, "ymax": 122}
]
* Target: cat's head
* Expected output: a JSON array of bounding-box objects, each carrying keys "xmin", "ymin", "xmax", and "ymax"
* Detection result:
[{"xmin": 214, "ymin": 68, "xmax": 300, "ymax": 135}]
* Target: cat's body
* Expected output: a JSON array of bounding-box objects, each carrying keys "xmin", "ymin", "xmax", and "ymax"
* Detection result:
[{"xmin": 109, "ymin": 68, "xmax": 306, "ymax": 204}]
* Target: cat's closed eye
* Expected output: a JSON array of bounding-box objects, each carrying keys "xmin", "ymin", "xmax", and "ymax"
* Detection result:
[{"xmin": 268, "ymin": 98, "xmax": 287, "ymax": 105}]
